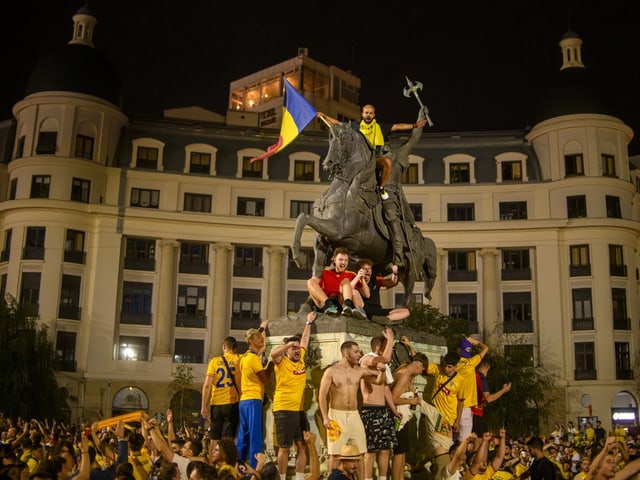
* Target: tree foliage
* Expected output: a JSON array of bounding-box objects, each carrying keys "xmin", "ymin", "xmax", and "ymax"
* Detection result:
[
  {"xmin": 0, "ymin": 296, "xmax": 65, "ymax": 419},
  {"xmin": 406, "ymin": 303, "xmax": 557, "ymax": 436},
  {"xmin": 170, "ymin": 364, "xmax": 195, "ymax": 427}
]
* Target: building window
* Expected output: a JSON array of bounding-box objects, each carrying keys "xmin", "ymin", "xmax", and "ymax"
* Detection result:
[
  {"xmin": 501, "ymin": 161, "xmax": 523, "ymax": 181},
  {"xmin": 290, "ymin": 200, "xmax": 314, "ymax": 218},
  {"xmin": 565, "ymin": 153, "xmax": 584, "ymax": 177},
  {"xmin": 501, "ymin": 249, "xmax": 531, "ymax": 280},
  {"xmin": 64, "ymin": 229, "xmax": 85, "ymax": 264},
  {"xmin": 615, "ymin": 342, "xmax": 633, "ymax": 380},
  {"xmin": 409, "ymin": 204, "xmax": 423, "ymax": 222},
  {"xmin": 176, "ymin": 285, "xmax": 207, "ymax": 328},
  {"xmin": 1, "ymin": 229, "xmax": 12, "ymax": 263},
  {"xmin": 569, "ymin": 245, "xmax": 590, "ymax": 276},
  {"xmin": 401, "ymin": 163, "xmax": 419, "ymax": 184},
  {"xmin": 504, "ymin": 344, "xmax": 534, "ymax": 367},
  {"xmin": 567, "ymin": 195, "xmax": 587, "ymax": 218},
  {"xmin": 136, "ymin": 146, "xmax": 159, "ymax": 169},
  {"xmin": 242, "ymin": 157, "xmax": 263, "ymax": 178},
  {"xmin": 36, "ymin": 131, "xmax": 57, "ymax": 154},
  {"xmin": 0, "ymin": 274, "xmax": 6, "ymax": 301},
  {"xmin": 30, "ymin": 175, "xmax": 51, "ymax": 199},
  {"xmin": 124, "ymin": 237, "xmax": 156, "ymax": 271},
  {"xmin": 20, "ymin": 272, "xmax": 41, "ymax": 316},
  {"xmin": 23, "ymin": 226, "xmax": 46, "ymax": 260},
  {"xmin": 450, "ymin": 163, "xmax": 470, "ymax": 183},
  {"xmin": 609, "ymin": 245, "xmax": 627, "ymax": 277},
  {"xmin": 612, "ymin": 288, "xmax": 629, "ymax": 330},
  {"xmin": 237, "ymin": 197, "xmax": 265, "ymax": 216},
  {"xmin": 233, "ymin": 246, "xmax": 263, "ymax": 278},
  {"xmin": 59, "ymin": 274, "xmax": 81, "ymax": 320},
  {"xmin": 184, "ymin": 193, "xmax": 212, "ymax": 213},
  {"xmin": 287, "ymin": 291, "xmax": 309, "ymax": 315},
  {"xmin": 447, "ymin": 250, "xmax": 477, "ymax": 282},
  {"xmin": 571, "ymin": 288, "xmax": 593, "ymax": 330},
  {"xmin": 601, "ymin": 154, "xmax": 616, "ymax": 177},
  {"xmin": 55, "ymin": 331, "xmax": 77, "ymax": 372},
  {"xmin": 179, "ymin": 242, "xmax": 209, "ymax": 275},
  {"xmin": 606, "ymin": 195, "xmax": 621, "ymax": 218},
  {"xmin": 118, "ymin": 336, "xmax": 149, "ymax": 361},
  {"xmin": 15, "ymin": 136, "xmax": 25, "ymax": 159},
  {"xmin": 288, "ymin": 247, "xmax": 313, "ymax": 279},
  {"xmin": 502, "ymin": 292, "xmax": 532, "ymax": 333},
  {"xmin": 131, "ymin": 188, "xmax": 160, "ymax": 208},
  {"xmin": 294, "ymin": 160, "xmax": 315, "ymax": 181},
  {"xmin": 71, "ymin": 178, "xmax": 91, "ymax": 203},
  {"xmin": 574, "ymin": 342, "xmax": 596, "ymax": 380},
  {"xmin": 231, "ymin": 288, "xmax": 261, "ymax": 330},
  {"xmin": 190, "ymin": 152, "xmax": 211, "ymax": 174},
  {"xmin": 9, "ymin": 178, "xmax": 17, "ymax": 200},
  {"xmin": 74, "ymin": 134, "xmax": 94, "ymax": 160},
  {"xmin": 447, "ymin": 203, "xmax": 475, "ymax": 221},
  {"xmin": 173, "ymin": 339, "xmax": 204, "ymax": 364},
  {"xmin": 121, "ymin": 281, "xmax": 152, "ymax": 325},
  {"xmin": 448, "ymin": 293, "xmax": 478, "ymax": 334},
  {"xmin": 499, "ymin": 201, "xmax": 527, "ymax": 220}
]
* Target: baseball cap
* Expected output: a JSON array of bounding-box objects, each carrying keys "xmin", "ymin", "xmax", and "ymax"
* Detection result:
[
  {"xmin": 245, "ymin": 326, "xmax": 264, "ymax": 341},
  {"xmin": 460, "ymin": 338, "xmax": 473, "ymax": 358}
]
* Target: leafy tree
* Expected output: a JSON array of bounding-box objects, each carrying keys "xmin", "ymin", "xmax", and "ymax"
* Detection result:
[
  {"xmin": 170, "ymin": 363, "xmax": 194, "ymax": 427},
  {"xmin": 0, "ymin": 296, "xmax": 66, "ymax": 418},
  {"xmin": 406, "ymin": 303, "xmax": 556, "ymax": 436}
]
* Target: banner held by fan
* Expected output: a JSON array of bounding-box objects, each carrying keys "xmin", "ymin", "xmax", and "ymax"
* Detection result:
[{"xmin": 249, "ymin": 80, "xmax": 317, "ymax": 163}]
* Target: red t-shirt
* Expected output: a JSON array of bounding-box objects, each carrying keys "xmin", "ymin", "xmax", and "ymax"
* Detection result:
[{"xmin": 320, "ymin": 269, "xmax": 358, "ymax": 297}]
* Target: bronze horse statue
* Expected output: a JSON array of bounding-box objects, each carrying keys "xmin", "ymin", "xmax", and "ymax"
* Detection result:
[{"xmin": 290, "ymin": 121, "xmax": 437, "ymax": 306}]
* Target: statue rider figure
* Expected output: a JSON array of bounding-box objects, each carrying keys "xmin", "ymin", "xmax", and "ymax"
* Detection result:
[{"xmin": 317, "ymin": 106, "xmax": 428, "ymax": 270}]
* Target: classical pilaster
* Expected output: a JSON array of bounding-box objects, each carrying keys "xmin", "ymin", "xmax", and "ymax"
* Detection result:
[
  {"xmin": 155, "ymin": 239, "xmax": 179, "ymax": 356},
  {"xmin": 430, "ymin": 249, "xmax": 447, "ymax": 308},
  {"xmin": 479, "ymin": 248, "xmax": 499, "ymax": 342},
  {"xmin": 210, "ymin": 243, "xmax": 232, "ymax": 356},
  {"xmin": 266, "ymin": 246, "xmax": 288, "ymax": 320}
]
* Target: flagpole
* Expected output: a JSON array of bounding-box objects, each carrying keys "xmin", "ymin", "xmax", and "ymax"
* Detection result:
[{"xmin": 317, "ymin": 113, "xmax": 332, "ymax": 129}]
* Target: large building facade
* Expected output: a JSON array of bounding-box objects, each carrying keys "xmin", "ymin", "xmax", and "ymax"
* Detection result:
[{"xmin": 0, "ymin": 9, "xmax": 637, "ymax": 431}]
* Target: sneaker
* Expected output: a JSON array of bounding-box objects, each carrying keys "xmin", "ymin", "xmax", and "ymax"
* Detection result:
[
  {"xmin": 353, "ymin": 307, "xmax": 368, "ymax": 320},
  {"xmin": 380, "ymin": 187, "xmax": 389, "ymax": 200},
  {"xmin": 341, "ymin": 299, "xmax": 354, "ymax": 316},
  {"xmin": 323, "ymin": 301, "xmax": 339, "ymax": 316}
]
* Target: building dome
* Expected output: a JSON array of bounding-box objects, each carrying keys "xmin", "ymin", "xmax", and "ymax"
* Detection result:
[
  {"xmin": 533, "ymin": 31, "xmax": 611, "ymax": 123},
  {"xmin": 24, "ymin": 7, "xmax": 123, "ymax": 108}
]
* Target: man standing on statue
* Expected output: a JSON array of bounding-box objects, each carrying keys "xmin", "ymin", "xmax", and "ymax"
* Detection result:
[{"xmin": 317, "ymin": 106, "xmax": 428, "ymax": 270}]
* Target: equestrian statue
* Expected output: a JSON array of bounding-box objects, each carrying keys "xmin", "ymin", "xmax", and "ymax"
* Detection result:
[{"xmin": 291, "ymin": 98, "xmax": 437, "ymax": 306}]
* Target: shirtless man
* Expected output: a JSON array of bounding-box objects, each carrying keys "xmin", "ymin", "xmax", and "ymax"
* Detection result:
[
  {"xmin": 359, "ymin": 328, "xmax": 398, "ymax": 480},
  {"xmin": 319, "ymin": 340, "xmax": 388, "ymax": 480}
]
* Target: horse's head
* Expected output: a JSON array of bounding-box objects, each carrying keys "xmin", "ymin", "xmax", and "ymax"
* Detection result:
[{"xmin": 322, "ymin": 123, "xmax": 375, "ymax": 181}]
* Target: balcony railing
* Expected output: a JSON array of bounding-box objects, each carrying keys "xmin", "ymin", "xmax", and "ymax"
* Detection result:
[
  {"xmin": 55, "ymin": 359, "xmax": 77, "ymax": 372},
  {"xmin": 616, "ymin": 369, "xmax": 634, "ymax": 380},
  {"xmin": 287, "ymin": 266, "xmax": 312, "ymax": 279},
  {"xmin": 447, "ymin": 270, "xmax": 477, "ymax": 282},
  {"xmin": 233, "ymin": 266, "xmax": 263, "ymax": 278},
  {"xmin": 58, "ymin": 305, "xmax": 81, "ymax": 320},
  {"xmin": 120, "ymin": 312, "xmax": 152, "ymax": 325},
  {"xmin": 0, "ymin": 249, "xmax": 10, "ymax": 262},
  {"xmin": 179, "ymin": 261, "xmax": 209, "ymax": 275},
  {"xmin": 503, "ymin": 320, "xmax": 533, "ymax": 333},
  {"xmin": 501, "ymin": 268, "xmax": 532, "ymax": 281},
  {"xmin": 574, "ymin": 369, "xmax": 597, "ymax": 381},
  {"xmin": 613, "ymin": 317, "xmax": 631, "ymax": 330},
  {"xmin": 572, "ymin": 317, "xmax": 594, "ymax": 330},
  {"xmin": 22, "ymin": 246, "xmax": 44, "ymax": 260},
  {"xmin": 175, "ymin": 314, "xmax": 206, "ymax": 328},
  {"xmin": 64, "ymin": 250, "xmax": 86, "ymax": 264},
  {"xmin": 124, "ymin": 257, "xmax": 155, "ymax": 271},
  {"xmin": 610, "ymin": 264, "xmax": 628, "ymax": 277},
  {"xmin": 569, "ymin": 265, "xmax": 591, "ymax": 277}
]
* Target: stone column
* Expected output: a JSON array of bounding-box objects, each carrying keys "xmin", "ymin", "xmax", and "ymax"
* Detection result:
[
  {"xmin": 429, "ymin": 249, "xmax": 447, "ymax": 309},
  {"xmin": 210, "ymin": 243, "xmax": 232, "ymax": 357},
  {"xmin": 266, "ymin": 246, "xmax": 287, "ymax": 320},
  {"xmin": 479, "ymin": 248, "xmax": 499, "ymax": 343},
  {"xmin": 155, "ymin": 239, "xmax": 179, "ymax": 356}
]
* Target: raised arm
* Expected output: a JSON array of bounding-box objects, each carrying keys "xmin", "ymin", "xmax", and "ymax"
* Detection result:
[
  {"xmin": 299, "ymin": 310, "xmax": 315, "ymax": 350},
  {"xmin": 491, "ymin": 428, "xmax": 507, "ymax": 471}
]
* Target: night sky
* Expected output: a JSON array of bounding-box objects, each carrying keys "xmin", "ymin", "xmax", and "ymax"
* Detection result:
[{"xmin": 2, "ymin": 1, "xmax": 638, "ymax": 154}]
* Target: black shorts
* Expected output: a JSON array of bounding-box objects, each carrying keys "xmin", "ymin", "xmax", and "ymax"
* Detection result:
[
  {"xmin": 274, "ymin": 410, "xmax": 309, "ymax": 448},
  {"xmin": 361, "ymin": 405, "xmax": 397, "ymax": 452},
  {"xmin": 363, "ymin": 304, "xmax": 392, "ymax": 318},
  {"xmin": 393, "ymin": 422, "xmax": 412, "ymax": 454},
  {"xmin": 209, "ymin": 403, "xmax": 239, "ymax": 440}
]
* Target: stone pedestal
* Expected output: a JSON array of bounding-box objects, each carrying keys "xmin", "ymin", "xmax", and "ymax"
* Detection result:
[{"xmin": 264, "ymin": 311, "xmax": 447, "ymax": 456}]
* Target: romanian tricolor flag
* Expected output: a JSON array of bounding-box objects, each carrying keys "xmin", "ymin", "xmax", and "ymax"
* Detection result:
[{"xmin": 250, "ymin": 80, "xmax": 317, "ymax": 163}]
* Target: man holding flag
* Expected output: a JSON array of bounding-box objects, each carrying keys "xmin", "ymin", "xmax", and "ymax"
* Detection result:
[{"xmin": 249, "ymin": 80, "xmax": 317, "ymax": 163}]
